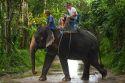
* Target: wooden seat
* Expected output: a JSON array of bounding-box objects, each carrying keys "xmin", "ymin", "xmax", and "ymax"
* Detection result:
[{"xmin": 62, "ymin": 30, "xmax": 78, "ymax": 34}]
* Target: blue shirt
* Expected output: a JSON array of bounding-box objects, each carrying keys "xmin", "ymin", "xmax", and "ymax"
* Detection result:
[{"xmin": 47, "ymin": 15, "xmax": 55, "ymax": 30}]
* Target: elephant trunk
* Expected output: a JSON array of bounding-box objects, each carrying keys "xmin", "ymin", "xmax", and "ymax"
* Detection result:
[
  {"xmin": 30, "ymin": 36, "xmax": 37, "ymax": 75},
  {"xmin": 31, "ymin": 50, "xmax": 37, "ymax": 74}
]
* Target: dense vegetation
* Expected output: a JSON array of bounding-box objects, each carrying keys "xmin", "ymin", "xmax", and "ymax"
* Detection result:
[{"xmin": 0, "ymin": 0, "xmax": 125, "ymax": 75}]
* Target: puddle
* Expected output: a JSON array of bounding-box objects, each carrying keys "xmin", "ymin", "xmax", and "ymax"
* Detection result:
[{"xmin": 68, "ymin": 60, "xmax": 79, "ymax": 77}]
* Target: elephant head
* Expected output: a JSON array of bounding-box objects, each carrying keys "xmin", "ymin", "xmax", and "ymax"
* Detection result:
[{"xmin": 30, "ymin": 27, "xmax": 56, "ymax": 74}]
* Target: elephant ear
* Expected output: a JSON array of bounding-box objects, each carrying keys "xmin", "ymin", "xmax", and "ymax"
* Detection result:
[{"xmin": 46, "ymin": 30, "xmax": 55, "ymax": 47}]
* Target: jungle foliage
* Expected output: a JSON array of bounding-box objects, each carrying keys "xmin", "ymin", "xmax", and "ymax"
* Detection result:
[{"xmin": 0, "ymin": 0, "xmax": 125, "ymax": 75}]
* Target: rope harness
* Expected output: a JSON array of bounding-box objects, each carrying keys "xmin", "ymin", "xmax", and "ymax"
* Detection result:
[{"xmin": 57, "ymin": 31, "xmax": 72, "ymax": 56}]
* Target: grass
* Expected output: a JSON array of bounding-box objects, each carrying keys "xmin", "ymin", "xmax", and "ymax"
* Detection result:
[{"xmin": 0, "ymin": 49, "xmax": 45, "ymax": 76}]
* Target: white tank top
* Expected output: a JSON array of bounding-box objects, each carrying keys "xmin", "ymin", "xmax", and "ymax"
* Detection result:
[{"xmin": 68, "ymin": 7, "xmax": 78, "ymax": 19}]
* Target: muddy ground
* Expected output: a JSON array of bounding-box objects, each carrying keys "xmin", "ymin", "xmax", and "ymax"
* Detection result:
[{"xmin": 0, "ymin": 60, "xmax": 125, "ymax": 83}]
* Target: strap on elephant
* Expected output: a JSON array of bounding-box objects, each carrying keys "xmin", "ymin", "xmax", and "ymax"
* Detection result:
[
  {"xmin": 57, "ymin": 30, "xmax": 72, "ymax": 56},
  {"xmin": 68, "ymin": 31, "xmax": 72, "ymax": 56},
  {"xmin": 58, "ymin": 31, "xmax": 63, "ymax": 55}
]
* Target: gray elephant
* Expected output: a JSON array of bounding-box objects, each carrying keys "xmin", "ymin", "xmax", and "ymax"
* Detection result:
[{"xmin": 30, "ymin": 27, "xmax": 107, "ymax": 81}]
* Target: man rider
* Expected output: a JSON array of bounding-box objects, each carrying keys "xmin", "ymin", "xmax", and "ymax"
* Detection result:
[
  {"xmin": 45, "ymin": 10, "xmax": 56, "ymax": 32},
  {"xmin": 63, "ymin": 2, "xmax": 78, "ymax": 31}
]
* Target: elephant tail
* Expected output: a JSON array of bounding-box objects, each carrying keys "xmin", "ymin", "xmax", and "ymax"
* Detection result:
[{"xmin": 99, "ymin": 49, "xmax": 104, "ymax": 68}]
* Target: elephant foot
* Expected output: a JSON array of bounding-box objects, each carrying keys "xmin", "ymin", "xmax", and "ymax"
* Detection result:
[
  {"xmin": 39, "ymin": 76, "xmax": 47, "ymax": 81},
  {"xmin": 81, "ymin": 74, "xmax": 89, "ymax": 80},
  {"xmin": 62, "ymin": 76, "xmax": 71, "ymax": 81},
  {"xmin": 101, "ymin": 69, "xmax": 107, "ymax": 79}
]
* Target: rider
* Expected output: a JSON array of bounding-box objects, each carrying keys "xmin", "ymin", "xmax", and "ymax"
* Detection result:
[
  {"xmin": 45, "ymin": 10, "xmax": 56, "ymax": 32},
  {"xmin": 58, "ymin": 13, "xmax": 66, "ymax": 30},
  {"xmin": 64, "ymin": 2, "xmax": 78, "ymax": 31}
]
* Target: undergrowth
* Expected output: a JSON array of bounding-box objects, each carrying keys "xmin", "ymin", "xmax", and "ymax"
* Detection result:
[{"xmin": 0, "ymin": 49, "xmax": 45, "ymax": 76}]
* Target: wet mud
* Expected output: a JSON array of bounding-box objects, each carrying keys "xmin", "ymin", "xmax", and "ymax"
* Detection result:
[{"xmin": 0, "ymin": 60, "xmax": 125, "ymax": 83}]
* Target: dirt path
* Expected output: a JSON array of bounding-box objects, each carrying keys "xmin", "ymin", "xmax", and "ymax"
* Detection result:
[{"xmin": 0, "ymin": 60, "xmax": 125, "ymax": 83}]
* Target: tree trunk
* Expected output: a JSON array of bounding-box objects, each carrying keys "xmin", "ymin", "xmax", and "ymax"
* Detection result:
[
  {"xmin": 5, "ymin": 0, "xmax": 13, "ymax": 54},
  {"xmin": 19, "ymin": 0, "xmax": 29, "ymax": 48},
  {"xmin": 0, "ymin": 1, "xmax": 4, "ymax": 53}
]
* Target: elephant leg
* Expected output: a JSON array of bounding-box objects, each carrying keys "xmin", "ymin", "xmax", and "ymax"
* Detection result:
[
  {"xmin": 90, "ymin": 58, "xmax": 107, "ymax": 79},
  {"xmin": 81, "ymin": 59, "xmax": 90, "ymax": 80},
  {"xmin": 39, "ymin": 53, "xmax": 56, "ymax": 81},
  {"xmin": 59, "ymin": 58, "xmax": 71, "ymax": 81}
]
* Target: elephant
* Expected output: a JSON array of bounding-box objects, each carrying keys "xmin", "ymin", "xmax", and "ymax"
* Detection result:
[{"xmin": 29, "ymin": 27, "xmax": 107, "ymax": 81}]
